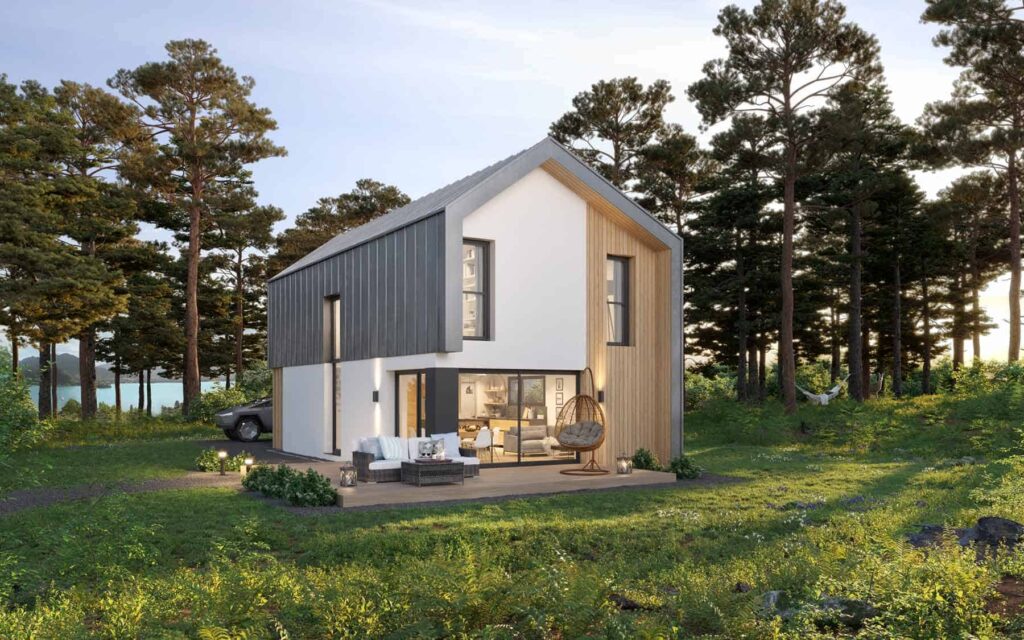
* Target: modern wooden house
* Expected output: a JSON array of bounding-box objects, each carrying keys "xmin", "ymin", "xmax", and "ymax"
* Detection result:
[{"xmin": 266, "ymin": 137, "xmax": 683, "ymax": 469}]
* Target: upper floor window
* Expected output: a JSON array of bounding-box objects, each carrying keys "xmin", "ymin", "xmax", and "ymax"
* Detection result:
[
  {"xmin": 326, "ymin": 295, "xmax": 341, "ymax": 361},
  {"xmin": 462, "ymin": 241, "xmax": 489, "ymax": 339},
  {"xmin": 606, "ymin": 256, "xmax": 630, "ymax": 346}
]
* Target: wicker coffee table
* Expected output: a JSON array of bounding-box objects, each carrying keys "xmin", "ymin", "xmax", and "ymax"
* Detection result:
[{"xmin": 401, "ymin": 459, "xmax": 465, "ymax": 487}]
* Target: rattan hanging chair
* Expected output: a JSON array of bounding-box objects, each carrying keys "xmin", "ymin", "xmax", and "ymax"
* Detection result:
[{"xmin": 555, "ymin": 367, "xmax": 608, "ymax": 475}]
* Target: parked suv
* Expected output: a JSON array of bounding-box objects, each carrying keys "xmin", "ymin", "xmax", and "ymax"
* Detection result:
[{"xmin": 215, "ymin": 398, "xmax": 273, "ymax": 442}]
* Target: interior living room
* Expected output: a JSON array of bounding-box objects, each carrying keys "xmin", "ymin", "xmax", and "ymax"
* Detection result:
[{"xmin": 456, "ymin": 371, "xmax": 579, "ymax": 464}]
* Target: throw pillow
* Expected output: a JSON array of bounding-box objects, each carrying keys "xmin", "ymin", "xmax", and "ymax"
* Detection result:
[{"xmin": 379, "ymin": 436, "xmax": 405, "ymax": 460}]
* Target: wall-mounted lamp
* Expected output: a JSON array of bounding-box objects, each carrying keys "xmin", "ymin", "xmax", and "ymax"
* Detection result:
[
  {"xmin": 372, "ymin": 390, "xmax": 379, "ymax": 403},
  {"xmin": 597, "ymin": 390, "xmax": 605, "ymax": 403}
]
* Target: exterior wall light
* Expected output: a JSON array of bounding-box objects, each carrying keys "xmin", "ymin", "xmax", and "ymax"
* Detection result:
[
  {"xmin": 372, "ymin": 390, "xmax": 380, "ymax": 403},
  {"xmin": 597, "ymin": 390, "xmax": 605, "ymax": 403},
  {"xmin": 217, "ymin": 450, "xmax": 228, "ymax": 476}
]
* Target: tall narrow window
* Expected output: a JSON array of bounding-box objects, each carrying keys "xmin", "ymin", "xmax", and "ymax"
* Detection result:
[
  {"xmin": 462, "ymin": 240, "xmax": 489, "ymax": 339},
  {"xmin": 606, "ymin": 256, "xmax": 630, "ymax": 346},
  {"xmin": 327, "ymin": 296, "xmax": 341, "ymax": 454}
]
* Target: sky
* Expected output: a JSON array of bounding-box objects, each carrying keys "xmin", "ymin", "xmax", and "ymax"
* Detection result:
[{"xmin": 1, "ymin": 0, "xmax": 1009, "ymax": 362}]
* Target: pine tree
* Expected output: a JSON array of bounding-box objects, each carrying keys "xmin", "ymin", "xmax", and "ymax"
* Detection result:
[
  {"xmin": 110, "ymin": 39, "xmax": 286, "ymax": 413},
  {"xmin": 688, "ymin": 0, "xmax": 882, "ymax": 413}
]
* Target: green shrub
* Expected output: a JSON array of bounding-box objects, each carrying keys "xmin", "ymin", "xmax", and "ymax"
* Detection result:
[
  {"xmin": 0, "ymin": 347, "xmax": 43, "ymax": 450},
  {"xmin": 667, "ymin": 454, "xmax": 703, "ymax": 479},
  {"xmin": 238, "ymin": 361, "xmax": 273, "ymax": 400},
  {"xmin": 632, "ymin": 447, "xmax": 662, "ymax": 471},
  {"xmin": 686, "ymin": 371, "xmax": 735, "ymax": 410},
  {"xmin": 59, "ymin": 398, "xmax": 81, "ymax": 418},
  {"xmin": 188, "ymin": 385, "xmax": 248, "ymax": 423},
  {"xmin": 242, "ymin": 465, "xmax": 337, "ymax": 506},
  {"xmin": 194, "ymin": 447, "xmax": 251, "ymax": 472}
]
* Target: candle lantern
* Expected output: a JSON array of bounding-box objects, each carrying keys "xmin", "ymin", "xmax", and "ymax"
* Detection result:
[
  {"xmin": 339, "ymin": 462, "xmax": 358, "ymax": 487},
  {"xmin": 615, "ymin": 453, "xmax": 633, "ymax": 475}
]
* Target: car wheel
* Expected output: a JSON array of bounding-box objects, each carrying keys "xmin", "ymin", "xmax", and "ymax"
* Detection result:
[
  {"xmin": 235, "ymin": 417, "xmax": 262, "ymax": 442},
  {"xmin": 223, "ymin": 428, "xmax": 240, "ymax": 441}
]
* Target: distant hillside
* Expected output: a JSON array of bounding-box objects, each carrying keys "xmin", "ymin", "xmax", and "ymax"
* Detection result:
[{"xmin": 18, "ymin": 354, "xmax": 176, "ymax": 385}]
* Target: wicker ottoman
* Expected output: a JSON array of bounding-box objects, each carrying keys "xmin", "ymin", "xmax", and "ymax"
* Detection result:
[{"xmin": 401, "ymin": 460, "xmax": 465, "ymax": 487}]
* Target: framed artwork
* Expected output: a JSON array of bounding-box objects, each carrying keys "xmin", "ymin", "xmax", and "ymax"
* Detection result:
[
  {"xmin": 556, "ymin": 378, "xmax": 564, "ymax": 391},
  {"xmin": 556, "ymin": 392, "xmax": 564, "ymax": 406}
]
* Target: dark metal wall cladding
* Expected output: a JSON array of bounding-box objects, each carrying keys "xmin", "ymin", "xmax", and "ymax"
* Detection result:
[{"xmin": 267, "ymin": 213, "xmax": 446, "ymax": 368}]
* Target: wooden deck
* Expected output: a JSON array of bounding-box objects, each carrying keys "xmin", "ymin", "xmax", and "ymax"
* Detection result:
[{"xmin": 287, "ymin": 461, "xmax": 679, "ymax": 509}]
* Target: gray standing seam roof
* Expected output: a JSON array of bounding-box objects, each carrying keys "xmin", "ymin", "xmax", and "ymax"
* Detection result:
[
  {"xmin": 271, "ymin": 142, "xmax": 536, "ymax": 281},
  {"xmin": 270, "ymin": 136, "xmax": 681, "ymax": 282}
]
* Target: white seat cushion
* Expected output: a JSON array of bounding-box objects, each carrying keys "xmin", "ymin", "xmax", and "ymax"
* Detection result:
[
  {"xmin": 451, "ymin": 456, "xmax": 479, "ymax": 466},
  {"xmin": 368, "ymin": 460, "xmax": 403, "ymax": 471}
]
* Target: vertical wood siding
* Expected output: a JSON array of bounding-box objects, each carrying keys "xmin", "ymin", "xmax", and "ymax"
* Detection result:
[
  {"xmin": 586, "ymin": 204, "xmax": 673, "ymax": 468},
  {"xmin": 267, "ymin": 213, "xmax": 446, "ymax": 368}
]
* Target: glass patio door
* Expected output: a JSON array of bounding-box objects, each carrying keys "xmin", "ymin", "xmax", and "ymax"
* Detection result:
[{"xmin": 396, "ymin": 371, "xmax": 427, "ymax": 438}]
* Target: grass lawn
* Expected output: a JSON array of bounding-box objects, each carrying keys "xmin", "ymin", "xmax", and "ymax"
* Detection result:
[
  {"xmin": 2, "ymin": 393, "xmax": 1024, "ymax": 638},
  {"xmin": 0, "ymin": 418, "xmax": 220, "ymax": 495}
]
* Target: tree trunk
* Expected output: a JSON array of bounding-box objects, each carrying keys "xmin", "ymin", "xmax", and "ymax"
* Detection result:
[
  {"xmin": 38, "ymin": 342, "xmax": 52, "ymax": 419},
  {"xmin": 183, "ymin": 205, "xmax": 202, "ymax": 414},
  {"xmin": 780, "ymin": 146, "xmax": 798, "ymax": 413},
  {"xmin": 848, "ymin": 205, "xmax": 864, "ymax": 401},
  {"xmin": 861, "ymin": 326, "xmax": 872, "ymax": 400},
  {"xmin": 234, "ymin": 250, "xmax": 245, "ymax": 380},
  {"xmin": 146, "ymin": 369, "xmax": 152, "ymax": 417},
  {"xmin": 10, "ymin": 332, "xmax": 17, "ymax": 372},
  {"xmin": 114, "ymin": 357, "xmax": 122, "ymax": 419},
  {"xmin": 953, "ymin": 272, "xmax": 966, "ymax": 371},
  {"xmin": 747, "ymin": 342, "xmax": 758, "ymax": 401},
  {"xmin": 922, "ymin": 280, "xmax": 932, "ymax": 395},
  {"xmin": 138, "ymin": 372, "xmax": 144, "ymax": 415},
  {"xmin": 225, "ymin": 371, "xmax": 231, "ymax": 390},
  {"xmin": 892, "ymin": 260, "xmax": 903, "ymax": 398},
  {"xmin": 758, "ymin": 341, "xmax": 767, "ymax": 401},
  {"xmin": 50, "ymin": 343, "xmax": 58, "ymax": 413},
  {"xmin": 830, "ymin": 303, "xmax": 841, "ymax": 384},
  {"xmin": 736, "ymin": 239, "xmax": 748, "ymax": 402},
  {"xmin": 971, "ymin": 286, "xmax": 982, "ymax": 361},
  {"xmin": 78, "ymin": 328, "xmax": 97, "ymax": 420},
  {"xmin": 1008, "ymin": 151, "xmax": 1022, "ymax": 362}
]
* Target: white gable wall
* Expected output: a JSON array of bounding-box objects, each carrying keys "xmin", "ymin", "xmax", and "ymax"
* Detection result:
[{"xmin": 439, "ymin": 167, "xmax": 588, "ymax": 371}]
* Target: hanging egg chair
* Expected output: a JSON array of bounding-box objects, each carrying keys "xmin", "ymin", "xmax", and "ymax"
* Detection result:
[{"xmin": 555, "ymin": 367, "xmax": 608, "ymax": 475}]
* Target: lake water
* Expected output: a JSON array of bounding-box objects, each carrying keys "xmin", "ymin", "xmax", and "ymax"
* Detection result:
[{"xmin": 29, "ymin": 380, "xmax": 221, "ymax": 413}]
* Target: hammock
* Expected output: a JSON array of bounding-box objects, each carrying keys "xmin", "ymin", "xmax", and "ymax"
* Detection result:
[{"xmin": 795, "ymin": 376, "xmax": 849, "ymax": 406}]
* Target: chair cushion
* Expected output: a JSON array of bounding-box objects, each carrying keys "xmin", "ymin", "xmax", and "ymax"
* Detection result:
[
  {"xmin": 368, "ymin": 459, "xmax": 402, "ymax": 471},
  {"xmin": 379, "ymin": 436, "xmax": 406, "ymax": 460},
  {"xmin": 450, "ymin": 456, "xmax": 480, "ymax": 466},
  {"xmin": 558, "ymin": 421, "xmax": 604, "ymax": 447}
]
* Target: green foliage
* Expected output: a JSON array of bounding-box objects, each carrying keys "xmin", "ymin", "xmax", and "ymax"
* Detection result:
[
  {"xmin": 237, "ymin": 361, "xmax": 272, "ymax": 400},
  {"xmin": 242, "ymin": 465, "xmax": 337, "ymax": 507},
  {"xmin": 0, "ymin": 347, "xmax": 43, "ymax": 451},
  {"xmin": 194, "ymin": 447, "xmax": 250, "ymax": 473},
  {"xmin": 631, "ymin": 447, "xmax": 662, "ymax": 471},
  {"xmin": 58, "ymin": 398, "xmax": 81, "ymax": 418},
  {"xmin": 686, "ymin": 370, "xmax": 735, "ymax": 410},
  {"xmin": 188, "ymin": 385, "xmax": 248, "ymax": 423},
  {"xmin": 668, "ymin": 454, "xmax": 703, "ymax": 479}
]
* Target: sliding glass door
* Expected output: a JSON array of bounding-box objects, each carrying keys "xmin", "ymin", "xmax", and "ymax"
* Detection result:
[{"xmin": 457, "ymin": 370, "xmax": 578, "ymax": 465}]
